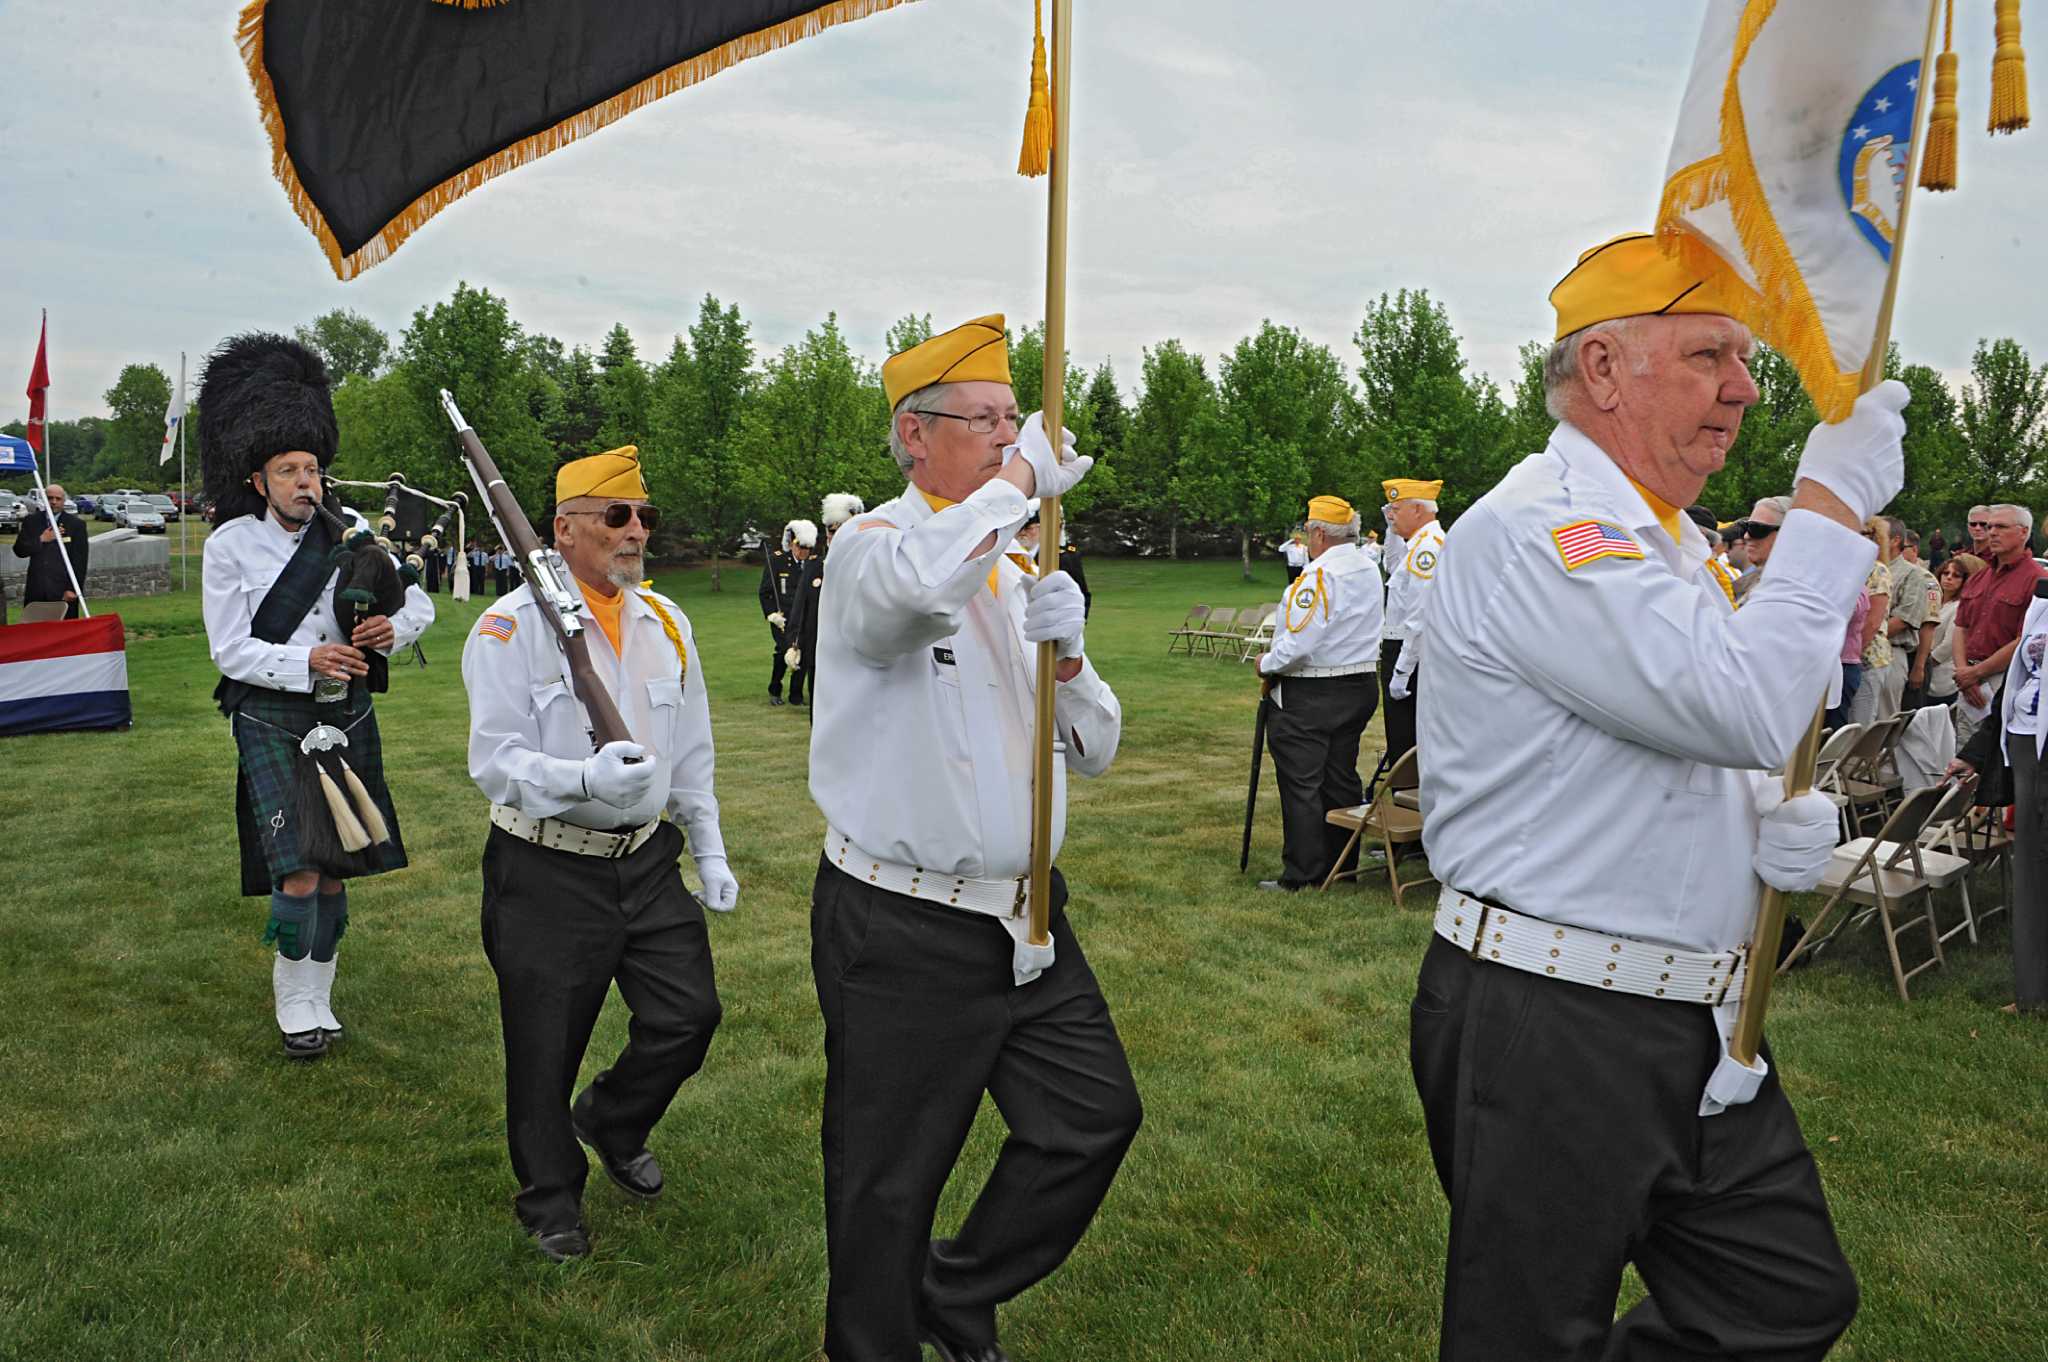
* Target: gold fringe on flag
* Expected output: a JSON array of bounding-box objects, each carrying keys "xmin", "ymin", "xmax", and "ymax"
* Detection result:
[
  {"xmin": 236, "ymin": 0, "xmax": 922, "ymax": 281},
  {"xmin": 1991, "ymin": 0, "xmax": 2031, "ymax": 132},
  {"xmin": 1922, "ymin": 0, "xmax": 1960, "ymax": 190},
  {"xmin": 429, "ymin": 0, "xmax": 510, "ymax": 9},
  {"xmin": 1018, "ymin": 0, "xmax": 1053, "ymax": 178}
]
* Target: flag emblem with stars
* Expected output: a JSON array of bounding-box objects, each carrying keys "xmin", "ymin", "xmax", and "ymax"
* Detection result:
[
  {"xmin": 1551, "ymin": 520, "xmax": 1644, "ymax": 571},
  {"xmin": 476, "ymin": 614, "xmax": 516, "ymax": 644}
]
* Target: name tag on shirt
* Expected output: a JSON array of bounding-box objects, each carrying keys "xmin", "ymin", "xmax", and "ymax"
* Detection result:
[{"xmin": 933, "ymin": 646, "xmax": 957, "ymax": 666}]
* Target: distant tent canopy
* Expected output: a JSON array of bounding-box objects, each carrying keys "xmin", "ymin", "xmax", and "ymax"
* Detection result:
[{"xmin": 238, "ymin": 0, "xmax": 919, "ymax": 280}]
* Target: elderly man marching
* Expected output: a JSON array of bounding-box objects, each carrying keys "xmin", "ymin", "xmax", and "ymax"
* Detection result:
[
  {"xmin": 1254, "ymin": 495, "xmax": 1384, "ymax": 892},
  {"xmin": 198, "ymin": 333, "xmax": 435, "ymax": 1061},
  {"xmin": 1412, "ymin": 233, "xmax": 1906, "ymax": 1358},
  {"xmin": 461, "ymin": 447, "xmax": 734, "ymax": 1263},
  {"xmin": 1380, "ymin": 477, "xmax": 1445, "ymax": 766},
  {"xmin": 805, "ymin": 315, "xmax": 1142, "ymax": 1362}
]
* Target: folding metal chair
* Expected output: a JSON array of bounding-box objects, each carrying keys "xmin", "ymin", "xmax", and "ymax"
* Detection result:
[
  {"xmin": 1322, "ymin": 747, "xmax": 1433, "ymax": 905},
  {"xmin": 1781, "ymin": 783, "xmax": 1947, "ymax": 1001},
  {"xmin": 1165, "ymin": 604, "xmax": 1211, "ymax": 655}
]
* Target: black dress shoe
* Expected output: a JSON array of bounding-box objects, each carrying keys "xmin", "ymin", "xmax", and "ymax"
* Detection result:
[
  {"xmin": 923, "ymin": 1333, "xmax": 1010, "ymax": 1362},
  {"xmin": 532, "ymin": 1225, "xmax": 591, "ymax": 1262},
  {"xmin": 1256, "ymin": 879, "xmax": 1302, "ymax": 893},
  {"xmin": 570, "ymin": 1099, "xmax": 663, "ymax": 1200},
  {"xmin": 769, "ymin": 695, "xmax": 785, "ymax": 706},
  {"xmin": 281, "ymin": 1029, "xmax": 328, "ymax": 1060}
]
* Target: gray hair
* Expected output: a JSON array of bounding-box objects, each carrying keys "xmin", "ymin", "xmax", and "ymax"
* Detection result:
[
  {"xmin": 1306, "ymin": 516, "xmax": 1358, "ymax": 543},
  {"xmin": 1543, "ymin": 316, "xmax": 1650, "ymax": 421},
  {"xmin": 888, "ymin": 383, "xmax": 954, "ymax": 475},
  {"xmin": 1750, "ymin": 494, "xmax": 1793, "ymax": 524},
  {"xmin": 1989, "ymin": 503, "xmax": 2034, "ymax": 533}
]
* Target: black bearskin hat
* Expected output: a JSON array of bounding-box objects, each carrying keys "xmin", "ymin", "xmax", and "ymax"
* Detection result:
[{"xmin": 198, "ymin": 332, "xmax": 337, "ymax": 525}]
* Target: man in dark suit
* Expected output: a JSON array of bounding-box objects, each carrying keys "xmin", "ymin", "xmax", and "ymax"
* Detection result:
[{"xmin": 11, "ymin": 484, "xmax": 89, "ymax": 619}]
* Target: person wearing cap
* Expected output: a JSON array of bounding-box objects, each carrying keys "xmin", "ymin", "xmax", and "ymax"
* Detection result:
[
  {"xmin": 1411, "ymin": 232, "xmax": 1907, "ymax": 1358},
  {"xmin": 782, "ymin": 492, "xmax": 866, "ymax": 713},
  {"xmin": 1380, "ymin": 477, "xmax": 1444, "ymax": 765},
  {"xmin": 461, "ymin": 446, "xmax": 734, "ymax": 1264},
  {"xmin": 198, "ymin": 333, "xmax": 436, "ymax": 1062},
  {"xmin": 1686, "ymin": 504, "xmax": 1743, "ymax": 609},
  {"xmin": 805, "ymin": 315, "xmax": 1140, "ymax": 1362},
  {"xmin": 762, "ymin": 519, "xmax": 815, "ymax": 706},
  {"xmin": 1254, "ymin": 494, "xmax": 1384, "ymax": 891}
]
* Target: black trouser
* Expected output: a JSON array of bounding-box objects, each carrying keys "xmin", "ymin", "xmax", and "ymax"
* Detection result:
[
  {"xmin": 1265, "ymin": 672, "xmax": 1377, "ymax": 887},
  {"xmin": 1380, "ymin": 636, "xmax": 1418, "ymax": 765},
  {"xmin": 479, "ymin": 822, "xmax": 722, "ymax": 1234},
  {"xmin": 2004, "ymin": 739, "xmax": 2048, "ymax": 1012},
  {"xmin": 1410, "ymin": 933, "xmax": 1858, "ymax": 1361},
  {"xmin": 767, "ymin": 626, "xmax": 790, "ymax": 698},
  {"xmin": 811, "ymin": 859, "xmax": 1142, "ymax": 1361}
]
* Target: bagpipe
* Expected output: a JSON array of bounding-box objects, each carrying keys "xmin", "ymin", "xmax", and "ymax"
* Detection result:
[{"xmin": 326, "ymin": 474, "xmax": 471, "ymax": 670}]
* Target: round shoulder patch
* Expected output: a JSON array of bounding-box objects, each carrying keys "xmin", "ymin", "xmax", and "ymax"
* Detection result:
[
  {"xmin": 1411, "ymin": 549, "xmax": 1437, "ymax": 574},
  {"xmin": 1294, "ymin": 588, "xmax": 1317, "ymax": 609}
]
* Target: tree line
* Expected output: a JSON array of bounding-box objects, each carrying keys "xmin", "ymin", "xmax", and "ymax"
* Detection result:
[{"xmin": 15, "ymin": 286, "xmax": 2048, "ymax": 585}]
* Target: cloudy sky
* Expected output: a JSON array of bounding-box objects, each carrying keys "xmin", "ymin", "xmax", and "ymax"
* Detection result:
[{"xmin": 5, "ymin": 0, "xmax": 2044, "ymax": 422}]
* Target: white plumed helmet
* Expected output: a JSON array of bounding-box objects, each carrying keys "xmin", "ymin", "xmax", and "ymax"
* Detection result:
[
  {"xmin": 783, "ymin": 519, "xmax": 818, "ymax": 550},
  {"xmin": 821, "ymin": 492, "xmax": 865, "ymax": 529}
]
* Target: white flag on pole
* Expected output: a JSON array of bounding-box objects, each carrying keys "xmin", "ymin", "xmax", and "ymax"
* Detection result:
[
  {"xmin": 159, "ymin": 354, "xmax": 187, "ymax": 466},
  {"xmin": 1656, "ymin": 0, "xmax": 1934, "ymax": 422}
]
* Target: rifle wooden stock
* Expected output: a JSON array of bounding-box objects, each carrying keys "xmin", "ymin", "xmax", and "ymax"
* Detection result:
[{"xmin": 444, "ymin": 410, "xmax": 635, "ymax": 752}]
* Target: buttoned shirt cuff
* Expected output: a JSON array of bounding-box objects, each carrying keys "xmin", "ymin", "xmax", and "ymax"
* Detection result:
[
  {"xmin": 1760, "ymin": 509, "xmax": 1878, "ymax": 609},
  {"xmin": 264, "ymin": 645, "xmax": 313, "ymax": 694}
]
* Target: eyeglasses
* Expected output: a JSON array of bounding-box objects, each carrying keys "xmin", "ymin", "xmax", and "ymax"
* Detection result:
[
  {"xmin": 1736, "ymin": 521, "xmax": 1778, "ymax": 540},
  {"xmin": 564, "ymin": 503, "xmax": 661, "ymax": 532},
  {"xmin": 920, "ymin": 408, "xmax": 1023, "ymax": 436},
  {"xmin": 1968, "ymin": 519, "xmax": 1992, "ymax": 528}
]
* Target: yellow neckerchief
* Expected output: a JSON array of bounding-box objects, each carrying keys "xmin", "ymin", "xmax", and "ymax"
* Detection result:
[
  {"xmin": 1625, "ymin": 476, "xmax": 1686, "ymax": 543},
  {"xmin": 1283, "ymin": 565, "xmax": 1330, "ymax": 633},
  {"xmin": 577, "ymin": 576, "xmax": 626, "ymax": 656},
  {"xmin": 1705, "ymin": 557, "xmax": 1738, "ymax": 608},
  {"xmin": 919, "ymin": 488, "xmax": 1001, "ymax": 596},
  {"xmin": 636, "ymin": 584, "xmax": 691, "ymax": 681}
]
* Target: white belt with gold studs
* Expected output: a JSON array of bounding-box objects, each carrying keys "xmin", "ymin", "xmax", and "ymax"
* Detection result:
[
  {"xmin": 825, "ymin": 827, "xmax": 1028, "ymax": 920},
  {"xmin": 1434, "ymin": 887, "xmax": 1747, "ymax": 1006}
]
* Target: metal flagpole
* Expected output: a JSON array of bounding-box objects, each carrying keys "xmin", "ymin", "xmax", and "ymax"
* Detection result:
[
  {"xmin": 1734, "ymin": 0, "xmax": 1943, "ymax": 1067},
  {"xmin": 178, "ymin": 351, "xmax": 189, "ymax": 593},
  {"xmin": 1026, "ymin": 0, "xmax": 1075, "ymax": 949}
]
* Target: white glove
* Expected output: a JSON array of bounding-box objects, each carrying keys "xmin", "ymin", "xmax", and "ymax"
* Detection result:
[
  {"xmin": 1793, "ymin": 379, "xmax": 1909, "ymax": 523},
  {"xmin": 785, "ymin": 646, "xmax": 802, "ymax": 670},
  {"xmin": 767, "ymin": 611, "xmax": 786, "ymax": 629},
  {"xmin": 1387, "ymin": 671, "xmax": 1412, "ymax": 702},
  {"xmin": 581, "ymin": 741, "xmax": 658, "ymax": 810},
  {"xmin": 696, "ymin": 855, "xmax": 739, "ymax": 912},
  {"xmin": 1003, "ymin": 411, "xmax": 1093, "ymax": 500},
  {"xmin": 1752, "ymin": 785, "xmax": 1841, "ymax": 893},
  {"xmin": 1022, "ymin": 570, "xmax": 1087, "ymax": 659}
]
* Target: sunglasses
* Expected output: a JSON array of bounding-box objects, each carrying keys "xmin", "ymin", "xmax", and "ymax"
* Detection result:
[
  {"xmin": 1968, "ymin": 519, "xmax": 1994, "ymax": 529},
  {"xmin": 564, "ymin": 503, "xmax": 660, "ymax": 532},
  {"xmin": 1733, "ymin": 521, "xmax": 1778, "ymax": 540}
]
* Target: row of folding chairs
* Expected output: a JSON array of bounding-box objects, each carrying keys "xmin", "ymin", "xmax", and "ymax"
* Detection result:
[{"xmin": 1164, "ymin": 603, "xmax": 1277, "ymax": 661}]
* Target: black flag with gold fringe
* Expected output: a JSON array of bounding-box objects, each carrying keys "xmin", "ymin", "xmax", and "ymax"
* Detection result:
[{"xmin": 237, "ymin": 0, "xmax": 921, "ymax": 280}]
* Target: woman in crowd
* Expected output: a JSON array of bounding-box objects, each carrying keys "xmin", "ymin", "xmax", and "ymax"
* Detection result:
[
  {"xmin": 1846, "ymin": 518, "xmax": 1894, "ymax": 724},
  {"xmin": 1926, "ymin": 552, "xmax": 1987, "ymax": 721},
  {"xmin": 1826, "ymin": 578, "xmax": 1873, "ymax": 730}
]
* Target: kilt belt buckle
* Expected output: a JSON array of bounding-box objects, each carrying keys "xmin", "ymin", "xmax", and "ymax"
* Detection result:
[{"xmin": 1436, "ymin": 887, "xmax": 1747, "ymax": 1006}]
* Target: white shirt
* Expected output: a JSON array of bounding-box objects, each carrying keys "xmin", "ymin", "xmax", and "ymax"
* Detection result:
[
  {"xmin": 1282, "ymin": 540, "xmax": 1309, "ymax": 572},
  {"xmin": 1259, "ymin": 541, "xmax": 1383, "ymax": 676},
  {"xmin": 202, "ymin": 512, "xmax": 435, "ymax": 693},
  {"xmin": 1418, "ymin": 423, "xmax": 1874, "ymax": 953},
  {"xmin": 1997, "ymin": 598, "xmax": 2048, "ymax": 750},
  {"xmin": 1383, "ymin": 519, "xmax": 1444, "ymax": 643},
  {"xmin": 808, "ymin": 479, "xmax": 1121, "ymax": 880},
  {"xmin": 460, "ymin": 578, "xmax": 725, "ymax": 857}
]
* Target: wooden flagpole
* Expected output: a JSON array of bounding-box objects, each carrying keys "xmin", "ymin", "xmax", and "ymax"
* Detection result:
[
  {"xmin": 1027, "ymin": 0, "xmax": 1075, "ymax": 949},
  {"xmin": 1734, "ymin": 0, "xmax": 1943, "ymax": 1066}
]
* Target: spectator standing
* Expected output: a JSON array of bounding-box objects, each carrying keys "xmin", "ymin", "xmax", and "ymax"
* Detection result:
[
  {"xmin": 1826, "ymin": 581, "xmax": 1872, "ymax": 730},
  {"xmin": 1928, "ymin": 526, "xmax": 1949, "ymax": 570},
  {"xmin": 1734, "ymin": 495, "xmax": 1790, "ymax": 605},
  {"xmin": 11, "ymin": 483, "xmax": 89, "ymax": 619},
  {"xmin": 1967, "ymin": 505, "xmax": 1993, "ymax": 559},
  {"xmin": 1954, "ymin": 504, "xmax": 2044, "ymax": 744},
  {"xmin": 1845, "ymin": 519, "xmax": 1893, "ymax": 723},
  {"xmin": 1926, "ymin": 552, "xmax": 1986, "ymax": 714},
  {"xmin": 1884, "ymin": 519, "xmax": 1938, "ymax": 711}
]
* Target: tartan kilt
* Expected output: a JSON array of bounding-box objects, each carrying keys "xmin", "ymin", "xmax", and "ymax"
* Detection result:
[{"xmin": 231, "ymin": 687, "xmax": 408, "ymax": 896}]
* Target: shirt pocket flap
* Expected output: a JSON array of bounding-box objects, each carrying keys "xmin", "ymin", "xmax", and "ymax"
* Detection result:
[
  {"xmin": 532, "ymin": 678, "xmax": 572, "ymax": 713},
  {"xmin": 647, "ymin": 678, "xmax": 685, "ymax": 710}
]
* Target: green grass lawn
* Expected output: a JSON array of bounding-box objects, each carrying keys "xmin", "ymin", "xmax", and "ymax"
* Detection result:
[{"xmin": 0, "ymin": 558, "xmax": 2042, "ymax": 1361}]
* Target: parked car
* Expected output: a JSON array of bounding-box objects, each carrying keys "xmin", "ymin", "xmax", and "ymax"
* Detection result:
[
  {"xmin": 96, "ymin": 495, "xmax": 127, "ymax": 522},
  {"xmin": 142, "ymin": 493, "xmax": 179, "ymax": 522},
  {"xmin": 72, "ymin": 493, "xmax": 97, "ymax": 515},
  {"xmin": 0, "ymin": 491, "xmax": 22, "ymax": 529},
  {"xmin": 118, "ymin": 505, "xmax": 167, "ymax": 534}
]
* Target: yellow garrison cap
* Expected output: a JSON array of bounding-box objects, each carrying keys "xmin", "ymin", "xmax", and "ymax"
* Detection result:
[
  {"xmin": 1306, "ymin": 494, "xmax": 1355, "ymax": 524},
  {"xmin": 556, "ymin": 446, "xmax": 648, "ymax": 504},
  {"xmin": 883, "ymin": 314, "xmax": 1013, "ymax": 408},
  {"xmin": 1382, "ymin": 478, "xmax": 1443, "ymax": 503},
  {"xmin": 1549, "ymin": 232, "xmax": 1748, "ymax": 341}
]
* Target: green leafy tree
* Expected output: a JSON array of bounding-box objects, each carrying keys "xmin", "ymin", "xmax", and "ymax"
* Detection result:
[
  {"xmin": 735, "ymin": 314, "xmax": 896, "ymax": 522},
  {"xmin": 1007, "ymin": 321, "xmax": 1106, "ymax": 513},
  {"xmin": 1352, "ymin": 289, "xmax": 1506, "ymax": 521},
  {"xmin": 392, "ymin": 282, "xmax": 554, "ymax": 519},
  {"xmin": 1957, "ymin": 337, "xmax": 2048, "ymax": 510},
  {"xmin": 1697, "ymin": 344, "xmax": 1814, "ymax": 520},
  {"xmin": 1123, "ymin": 340, "xmax": 1215, "ymax": 556},
  {"xmin": 1180, "ymin": 321, "xmax": 1346, "ymax": 579},
  {"xmin": 1502, "ymin": 341, "xmax": 1554, "ymax": 465},
  {"xmin": 101, "ymin": 363, "xmax": 174, "ymax": 486},
  {"xmin": 884, "ymin": 313, "xmax": 934, "ymax": 355},
  {"xmin": 595, "ymin": 323, "xmax": 652, "ymax": 453},
  {"xmin": 646, "ymin": 295, "xmax": 759, "ymax": 590},
  {"xmin": 295, "ymin": 309, "xmax": 390, "ymax": 382},
  {"xmin": 1083, "ymin": 361, "xmax": 1129, "ymax": 466},
  {"xmin": 1882, "ymin": 344, "xmax": 1967, "ymax": 534},
  {"xmin": 545, "ymin": 347, "xmax": 606, "ymax": 459}
]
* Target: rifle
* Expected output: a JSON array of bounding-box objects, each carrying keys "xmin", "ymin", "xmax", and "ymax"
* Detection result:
[{"xmin": 439, "ymin": 390, "xmax": 636, "ymax": 752}]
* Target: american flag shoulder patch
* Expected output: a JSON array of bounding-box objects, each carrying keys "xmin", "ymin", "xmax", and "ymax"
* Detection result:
[
  {"xmin": 476, "ymin": 613, "xmax": 517, "ymax": 643},
  {"xmin": 1550, "ymin": 519, "xmax": 1643, "ymax": 571}
]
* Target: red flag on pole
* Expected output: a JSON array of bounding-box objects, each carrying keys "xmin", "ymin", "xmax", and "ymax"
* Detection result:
[{"xmin": 24, "ymin": 312, "xmax": 49, "ymax": 456}]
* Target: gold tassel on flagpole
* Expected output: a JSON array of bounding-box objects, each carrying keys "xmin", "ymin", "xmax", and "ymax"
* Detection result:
[
  {"xmin": 1921, "ymin": 0, "xmax": 1960, "ymax": 190},
  {"xmin": 1018, "ymin": 0, "xmax": 1052, "ymax": 178},
  {"xmin": 1991, "ymin": 0, "xmax": 2031, "ymax": 132}
]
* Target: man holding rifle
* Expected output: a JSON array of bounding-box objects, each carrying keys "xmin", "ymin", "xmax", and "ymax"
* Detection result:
[
  {"xmin": 804, "ymin": 316, "xmax": 1140, "ymax": 1362},
  {"xmin": 461, "ymin": 446, "xmax": 734, "ymax": 1263},
  {"xmin": 1410, "ymin": 235, "xmax": 1904, "ymax": 1358}
]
